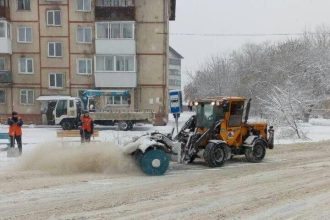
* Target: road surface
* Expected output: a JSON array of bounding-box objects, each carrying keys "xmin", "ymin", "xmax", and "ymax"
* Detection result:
[{"xmin": 0, "ymin": 141, "xmax": 329, "ymax": 220}]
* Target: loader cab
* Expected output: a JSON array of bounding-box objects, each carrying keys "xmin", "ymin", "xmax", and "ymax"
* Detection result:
[
  {"xmin": 54, "ymin": 97, "xmax": 82, "ymax": 129},
  {"xmin": 195, "ymin": 101, "xmax": 226, "ymax": 129},
  {"xmin": 193, "ymin": 98, "xmax": 246, "ymax": 146}
]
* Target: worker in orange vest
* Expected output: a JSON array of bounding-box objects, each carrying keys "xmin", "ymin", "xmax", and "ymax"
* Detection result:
[
  {"xmin": 7, "ymin": 111, "xmax": 24, "ymax": 155},
  {"xmin": 79, "ymin": 110, "xmax": 94, "ymax": 143}
]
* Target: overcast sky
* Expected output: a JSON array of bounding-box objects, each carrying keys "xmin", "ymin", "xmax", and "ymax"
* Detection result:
[{"xmin": 169, "ymin": 0, "xmax": 330, "ymax": 85}]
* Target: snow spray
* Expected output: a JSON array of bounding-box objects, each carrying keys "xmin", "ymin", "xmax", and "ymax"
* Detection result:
[{"xmin": 18, "ymin": 142, "xmax": 139, "ymax": 175}]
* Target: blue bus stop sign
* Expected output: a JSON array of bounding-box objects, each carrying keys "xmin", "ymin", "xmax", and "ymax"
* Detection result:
[{"xmin": 169, "ymin": 90, "xmax": 183, "ymax": 114}]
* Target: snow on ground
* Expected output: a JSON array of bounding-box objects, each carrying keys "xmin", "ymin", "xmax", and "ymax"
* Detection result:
[
  {"xmin": 1, "ymin": 112, "xmax": 330, "ymax": 168},
  {"xmin": 275, "ymin": 118, "xmax": 330, "ymax": 144},
  {"xmin": 0, "ymin": 113, "xmax": 330, "ymax": 219}
]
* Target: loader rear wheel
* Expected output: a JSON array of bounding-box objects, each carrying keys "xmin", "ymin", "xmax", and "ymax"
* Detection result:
[
  {"xmin": 204, "ymin": 143, "xmax": 226, "ymax": 168},
  {"xmin": 140, "ymin": 149, "xmax": 169, "ymax": 176},
  {"xmin": 245, "ymin": 141, "xmax": 266, "ymax": 163}
]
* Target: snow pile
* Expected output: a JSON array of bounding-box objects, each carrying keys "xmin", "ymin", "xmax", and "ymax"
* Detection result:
[
  {"xmin": 17, "ymin": 142, "xmax": 139, "ymax": 175},
  {"xmin": 309, "ymin": 118, "xmax": 330, "ymax": 126}
]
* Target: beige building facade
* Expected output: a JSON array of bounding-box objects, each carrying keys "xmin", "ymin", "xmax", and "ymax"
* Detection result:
[{"xmin": 0, "ymin": 0, "xmax": 175, "ymax": 124}]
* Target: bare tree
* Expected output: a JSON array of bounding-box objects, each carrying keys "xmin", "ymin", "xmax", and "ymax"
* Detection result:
[{"xmin": 184, "ymin": 27, "xmax": 330, "ymax": 138}]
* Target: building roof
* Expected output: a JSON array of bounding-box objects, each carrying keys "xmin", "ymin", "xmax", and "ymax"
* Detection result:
[{"xmin": 169, "ymin": 46, "xmax": 184, "ymax": 59}]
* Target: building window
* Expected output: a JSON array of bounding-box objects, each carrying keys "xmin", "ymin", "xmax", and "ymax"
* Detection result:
[
  {"xmin": 76, "ymin": 0, "xmax": 91, "ymax": 11},
  {"xmin": 19, "ymin": 58, "xmax": 34, "ymax": 74},
  {"xmin": 169, "ymin": 69, "xmax": 180, "ymax": 76},
  {"xmin": 96, "ymin": 55, "xmax": 114, "ymax": 71},
  {"xmin": 96, "ymin": 23, "xmax": 109, "ymax": 39},
  {"xmin": 169, "ymin": 79, "xmax": 181, "ymax": 86},
  {"xmin": 95, "ymin": 55, "xmax": 135, "ymax": 72},
  {"xmin": 0, "ymin": 58, "xmax": 5, "ymax": 70},
  {"xmin": 20, "ymin": 89, "xmax": 34, "ymax": 105},
  {"xmin": 115, "ymin": 56, "xmax": 134, "ymax": 71},
  {"xmin": 47, "ymin": 10, "xmax": 61, "ymax": 26},
  {"xmin": 48, "ymin": 42, "xmax": 62, "ymax": 57},
  {"xmin": 106, "ymin": 95, "xmax": 129, "ymax": 106},
  {"xmin": 77, "ymin": 59, "xmax": 92, "ymax": 75},
  {"xmin": 170, "ymin": 58, "xmax": 181, "ymax": 66},
  {"xmin": 0, "ymin": 21, "xmax": 10, "ymax": 38},
  {"xmin": 49, "ymin": 73, "xmax": 64, "ymax": 88},
  {"xmin": 122, "ymin": 23, "xmax": 133, "ymax": 38},
  {"xmin": 0, "ymin": 90, "xmax": 5, "ymax": 104},
  {"xmin": 77, "ymin": 27, "xmax": 92, "ymax": 43},
  {"xmin": 0, "ymin": 22, "xmax": 5, "ymax": 38},
  {"xmin": 96, "ymin": 22, "xmax": 134, "ymax": 39},
  {"xmin": 17, "ymin": 26, "xmax": 32, "ymax": 43},
  {"xmin": 17, "ymin": 0, "xmax": 30, "ymax": 10}
]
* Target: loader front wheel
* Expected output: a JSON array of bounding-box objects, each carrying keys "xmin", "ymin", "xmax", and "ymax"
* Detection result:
[
  {"xmin": 204, "ymin": 143, "xmax": 226, "ymax": 168},
  {"xmin": 245, "ymin": 141, "xmax": 266, "ymax": 163},
  {"xmin": 140, "ymin": 149, "xmax": 169, "ymax": 176}
]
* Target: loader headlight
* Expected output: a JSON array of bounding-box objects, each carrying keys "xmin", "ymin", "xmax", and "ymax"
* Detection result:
[
  {"xmin": 194, "ymin": 101, "xmax": 199, "ymax": 106},
  {"xmin": 211, "ymin": 101, "xmax": 215, "ymax": 106}
]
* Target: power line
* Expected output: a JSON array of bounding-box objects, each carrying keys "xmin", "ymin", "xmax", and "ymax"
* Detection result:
[{"xmin": 167, "ymin": 32, "xmax": 328, "ymax": 37}]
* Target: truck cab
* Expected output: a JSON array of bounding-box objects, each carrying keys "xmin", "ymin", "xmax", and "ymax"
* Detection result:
[{"xmin": 54, "ymin": 97, "xmax": 82, "ymax": 130}]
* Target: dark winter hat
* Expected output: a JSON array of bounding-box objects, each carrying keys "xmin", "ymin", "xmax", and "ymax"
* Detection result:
[
  {"xmin": 12, "ymin": 111, "xmax": 18, "ymax": 116},
  {"xmin": 83, "ymin": 110, "xmax": 89, "ymax": 114}
]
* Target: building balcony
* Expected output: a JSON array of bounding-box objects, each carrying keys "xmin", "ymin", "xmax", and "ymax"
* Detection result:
[
  {"xmin": 0, "ymin": 38, "xmax": 11, "ymax": 54},
  {"xmin": 0, "ymin": 70, "xmax": 12, "ymax": 84},
  {"xmin": 95, "ymin": 39, "xmax": 135, "ymax": 54},
  {"xmin": 95, "ymin": 0, "xmax": 135, "ymax": 21},
  {"xmin": 0, "ymin": 20, "xmax": 11, "ymax": 54},
  {"xmin": 94, "ymin": 72, "xmax": 137, "ymax": 88}
]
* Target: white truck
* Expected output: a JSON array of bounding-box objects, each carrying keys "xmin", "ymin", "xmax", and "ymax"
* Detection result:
[{"xmin": 52, "ymin": 90, "xmax": 155, "ymax": 131}]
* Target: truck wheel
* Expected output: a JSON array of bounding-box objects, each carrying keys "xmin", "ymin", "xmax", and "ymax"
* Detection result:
[
  {"xmin": 118, "ymin": 121, "xmax": 129, "ymax": 131},
  {"xmin": 127, "ymin": 121, "xmax": 134, "ymax": 130},
  {"xmin": 204, "ymin": 143, "xmax": 227, "ymax": 168},
  {"xmin": 140, "ymin": 149, "xmax": 169, "ymax": 176},
  {"xmin": 245, "ymin": 140, "xmax": 266, "ymax": 163},
  {"xmin": 61, "ymin": 121, "xmax": 73, "ymax": 130}
]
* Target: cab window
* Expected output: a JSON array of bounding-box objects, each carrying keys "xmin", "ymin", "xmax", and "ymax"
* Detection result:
[
  {"xmin": 229, "ymin": 102, "xmax": 244, "ymax": 127},
  {"xmin": 56, "ymin": 100, "xmax": 67, "ymax": 117}
]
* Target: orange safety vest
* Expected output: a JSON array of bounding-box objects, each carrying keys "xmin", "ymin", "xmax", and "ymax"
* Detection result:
[
  {"xmin": 8, "ymin": 117, "xmax": 22, "ymax": 136},
  {"xmin": 80, "ymin": 116, "xmax": 93, "ymax": 133}
]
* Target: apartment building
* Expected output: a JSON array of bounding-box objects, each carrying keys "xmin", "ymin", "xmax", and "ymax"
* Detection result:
[
  {"xmin": 0, "ymin": 0, "xmax": 176, "ymax": 124},
  {"xmin": 168, "ymin": 46, "xmax": 183, "ymax": 91}
]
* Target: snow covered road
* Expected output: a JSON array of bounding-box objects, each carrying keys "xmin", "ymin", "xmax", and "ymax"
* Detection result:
[
  {"xmin": 0, "ymin": 114, "xmax": 330, "ymax": 219},
  {"xmin": 0, "ymin": 141, "xmax": 330, "ymax": 220}
]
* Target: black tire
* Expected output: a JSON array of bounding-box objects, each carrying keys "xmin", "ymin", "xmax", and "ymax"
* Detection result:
[
  {"xmin": 203, "ymin": 143, "xmax": 227, "ymax": 168},
  {"xmin": 127, "ymin": 121, "xmax": 134, "ymax": 130},
  {"xmin": 245, "ymin": 140, "xmax": 266, "ymax": 163},
  {"xmin": 118, "ymin": 121, "xmax": 129, "ymax": 131},
  {"xmin": 61, "ymin": 120, "xmax": 73, "ymax": 130},
  {"xmin": 188, "ymin": 155, "xmax": 197, "ymax": 163}
]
